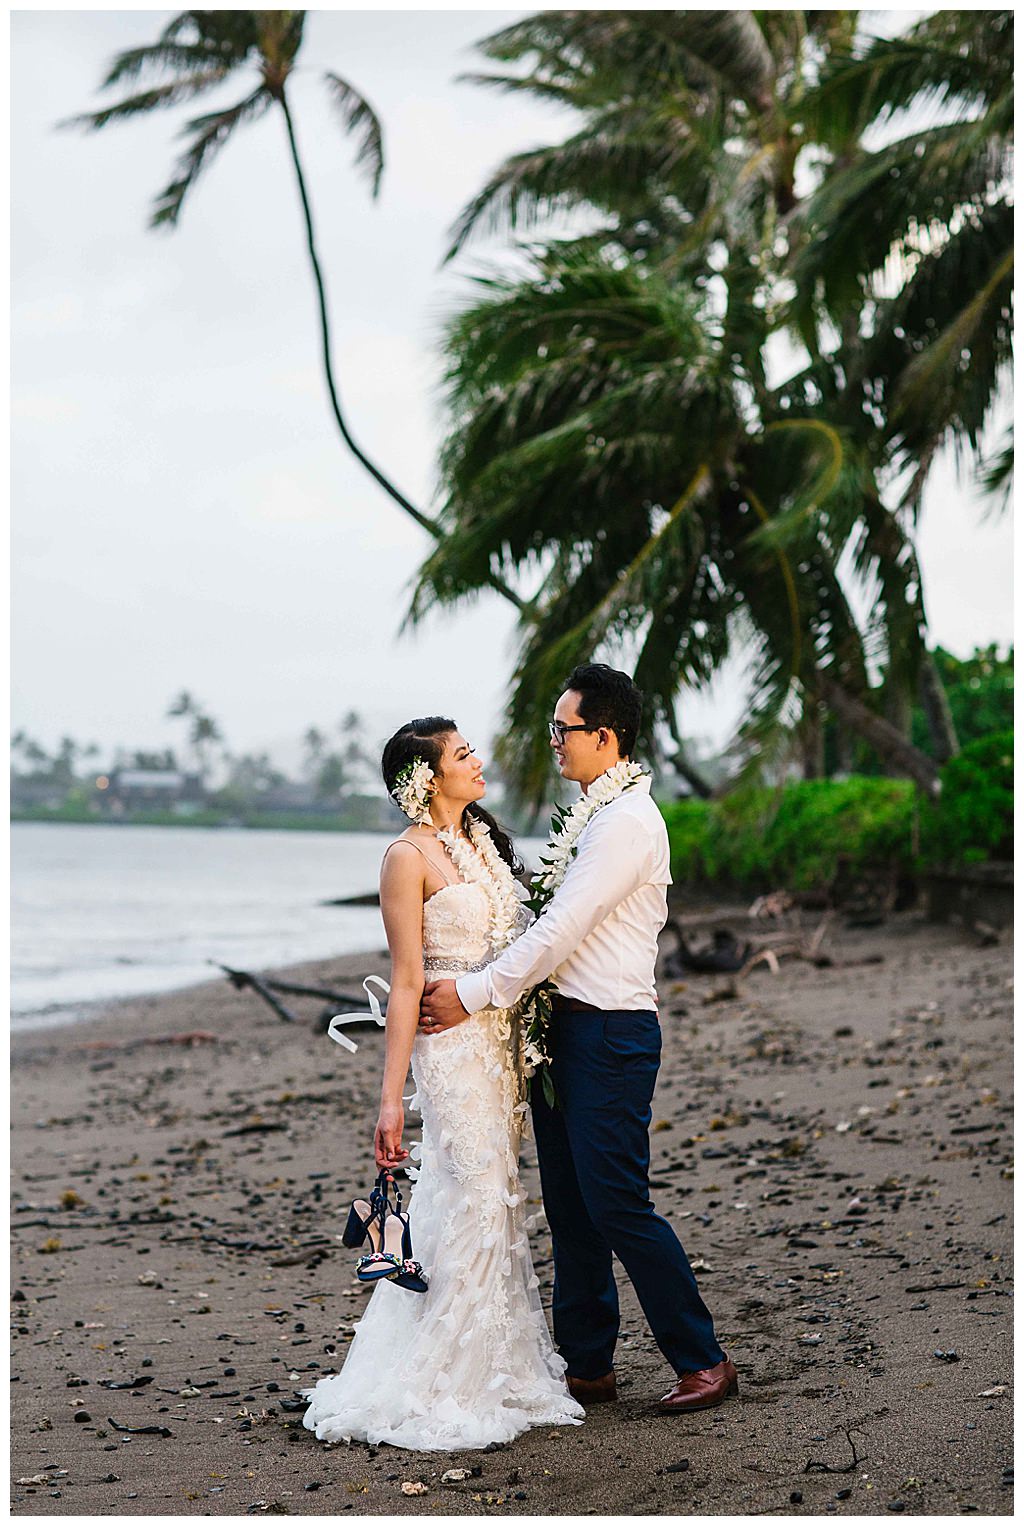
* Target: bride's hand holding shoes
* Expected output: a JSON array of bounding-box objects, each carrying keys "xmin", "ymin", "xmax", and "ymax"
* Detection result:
[{"xmin": 374, "ymin": 1101, "xmax": 408, "ymax": 1169}]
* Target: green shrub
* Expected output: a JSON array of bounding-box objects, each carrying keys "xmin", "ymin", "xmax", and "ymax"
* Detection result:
[
  {"xmin": 921, "ymin": 729, "xmax": 1013, "ymax": 866},
  {"xmin": 660, "ymin": 799, "xmax": 713, "ymax": 883},
  {"xmin": 661, "ymin": 776, "xmax": 916, "ymax": 894},
  {"xmin": 760, "ymin": 777, "xmax": 916, "ymax": 892}
]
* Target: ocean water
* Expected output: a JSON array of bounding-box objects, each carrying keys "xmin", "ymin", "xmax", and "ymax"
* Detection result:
[{"xmin": 10, "ymin": 821, "xmax": 544, "ymax": 1032}]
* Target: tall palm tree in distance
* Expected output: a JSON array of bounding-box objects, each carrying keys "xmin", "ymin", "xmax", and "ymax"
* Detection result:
[
  {"xmin": 66, "ymin": 9, "xmax": 529, "ymax": 613},
  {"xmin": 65, "ymin": 10, "xmax": 435, "ymax": 541}
]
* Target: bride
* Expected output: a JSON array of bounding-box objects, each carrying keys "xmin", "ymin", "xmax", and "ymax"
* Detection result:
[{"xmin": 302, "ymin": 716, "xmax": 584, "ymax": 1451}]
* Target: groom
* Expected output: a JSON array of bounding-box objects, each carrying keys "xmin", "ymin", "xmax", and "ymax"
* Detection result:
[{"xmin": 420, "ymin": 663, "xmax": 737, "ymax": 1413}]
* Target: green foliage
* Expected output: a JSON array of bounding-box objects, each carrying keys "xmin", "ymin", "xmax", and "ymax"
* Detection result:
[
  {"xmin": 665, "ymin": 733, "xmax": 1015, "ymax": 890},
  {"xmin": 911, "ymin": 645, "xmax": 1013, "ymax": 753},
  {"xmin": 662, "ymin": 776, "xmax": 917, "ymax": 893},
  {"xmin": 920, "ymin": 730, "xmax": 1013, "ymax": 866},
  {"xmin": 659, "ymin": 798, "xmax": 714, "ymax": 884}
]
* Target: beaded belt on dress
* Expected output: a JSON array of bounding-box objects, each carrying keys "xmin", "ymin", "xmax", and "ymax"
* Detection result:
[{"xmin": 422, "ymin": 955, "xmax": 489, "ymax": 974}]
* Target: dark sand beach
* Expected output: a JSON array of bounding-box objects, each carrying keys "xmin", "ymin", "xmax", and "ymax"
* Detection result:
[{"xmin": 10, "ymin": 907, "xmax": 1013, "ymax": 1516}]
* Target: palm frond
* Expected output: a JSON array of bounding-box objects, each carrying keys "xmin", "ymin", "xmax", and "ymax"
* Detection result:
[
  {"xmin": 61, "ymin": 70, "xmax": 233, "ymax": 130},
  {"xmin": 475, "ymin": 10, "xmax": 776, "ymax": 107},
  {"xmin": 977, "ymin": 425, "xmax": 1014, "ymax": 511},
  {"xmin": 444, "ymin": 114, "xmax": 714, "ymax": 261},
  {"xmin": 800, "ymin": 20, "xmax": 1010, "ymax": 147},
  {"xmin": 323, "ymin": 71, "xmax": 384, "ymax": 197},
  {"xmin": 101, "ymin": 41, "xmax": 239, "ymax": 88},
  {"xmin": 891, "ymin": 246, "xmax": 1013, "ymax": 458},
  {"xmin": 791, "ymin": 116, "xmax": 1011, "ymax": 321},
  {"xmin": 150, "ymin": 88, "xmax": 272, "ymax": 228}
]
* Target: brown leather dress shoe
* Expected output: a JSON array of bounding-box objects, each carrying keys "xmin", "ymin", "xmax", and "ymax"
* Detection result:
[
  {"xmin": 567, "ymin": 1371, "xmax": 618, "ymax": 1407},
  {"xmin": 659, "ymin": 1355, "xmax": 738, "ymax": 1412}
]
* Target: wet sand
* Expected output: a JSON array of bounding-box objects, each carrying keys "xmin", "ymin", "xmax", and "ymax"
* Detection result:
[{"xmin": 10, "ymin": 908, "xmax": 1013, "ymax": 1516}]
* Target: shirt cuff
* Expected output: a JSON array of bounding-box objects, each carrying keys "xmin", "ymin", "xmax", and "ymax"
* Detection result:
[{"xmin": 455, "ymin": 969, "xmax": 492, "ymax": 1015}]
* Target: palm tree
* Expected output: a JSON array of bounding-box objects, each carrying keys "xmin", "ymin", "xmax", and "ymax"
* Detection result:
[
  {"xmin": 413, "ymin": 10, "xmax": 974, "ymax": 801},
  {"xmin": 166, "ymin": 690, "xmax": 221, "ymax": 776},
  {"xmin": 189, "ymin": 712, "xmax": 223, "ymax": 781},
  {"xmin": 65, "ymin": 10, "xmax": 433, "ymax": 539},
  {"xmin": 66, "ymin": 10, "xmax": 530, "ymax": 615},
  {"xmin": 301, "ymin": 725, "xmax": 327, "ymax": 782},
  {"xmin": 413, "ymin": 251, "xmax": 938, "ymax": 804}
]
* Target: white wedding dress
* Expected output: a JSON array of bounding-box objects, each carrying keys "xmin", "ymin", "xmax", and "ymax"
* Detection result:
[{"xmin": 302, "ymin": 862, "xmax": 584, "ymax": 1452}]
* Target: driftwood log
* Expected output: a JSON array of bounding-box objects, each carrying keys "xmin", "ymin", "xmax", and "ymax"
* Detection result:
[{"xmin": 213, "ymin": 962, "xmax": 381, "ymax": 1033}]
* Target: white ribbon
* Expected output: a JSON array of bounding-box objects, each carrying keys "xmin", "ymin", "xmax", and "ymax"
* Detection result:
[{"xmin": 326, "ymin": 975, "xmax": 390, "ymax": 1053}]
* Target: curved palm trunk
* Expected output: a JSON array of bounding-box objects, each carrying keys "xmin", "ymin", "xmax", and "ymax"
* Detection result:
[
  {"xmin": 277, "ymin": 91, "xmax": 437, "ymax": 537},
  {"xmin": 276, "ymin": 91, "xmax": 527, "ymax": 614},
  {"xmin": 918, "ymin": 649, "xmax": 960, "ymax": 764},
  {"xmin": 799, "ymin": 698, "xmax": 825, "ymax": 779},
  {"xmin": 665, "ymin": 708, "xmax": 713, "ymax": 798},
  {"xmin": 815, "ymin": 671, "xmax": 940, "ymax": 798}
]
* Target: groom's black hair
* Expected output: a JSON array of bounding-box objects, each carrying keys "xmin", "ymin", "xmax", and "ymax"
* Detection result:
[{"xmin": 564, "ymin": 664, "xmax": 643, "ymax": 757}]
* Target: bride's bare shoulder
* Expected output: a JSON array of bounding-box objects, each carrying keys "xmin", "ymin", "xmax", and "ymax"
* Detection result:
[{"xmin": 381, "ymin": 832, "xmax": 431, "ymax": 879}]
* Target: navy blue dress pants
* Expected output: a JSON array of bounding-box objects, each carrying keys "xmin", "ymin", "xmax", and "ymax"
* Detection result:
[{"xmin": 531, "ymin": 1008, "xmax": 725, "ymax": 1381}]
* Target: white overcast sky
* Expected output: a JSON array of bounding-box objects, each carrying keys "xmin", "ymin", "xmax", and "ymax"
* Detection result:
[{"xmin": 12, "ymin": 7, "xmax": 1013, "ymax": 772}]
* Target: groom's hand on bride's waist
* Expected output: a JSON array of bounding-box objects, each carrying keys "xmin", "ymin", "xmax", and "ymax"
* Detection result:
[{"xmin": 419, "ymin": 980, "xmax": 470, "ymax": 1035}]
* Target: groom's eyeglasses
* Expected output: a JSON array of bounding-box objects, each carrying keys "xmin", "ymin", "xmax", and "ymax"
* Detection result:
[{"xmin": 548, "ymin": 721, "xmax": 597, "ymax": 745}]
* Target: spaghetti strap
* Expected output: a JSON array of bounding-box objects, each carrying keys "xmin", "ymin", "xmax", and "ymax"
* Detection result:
[{"xmin": 383, "ymin": 837, "xmax": 460, "ymax": 885}]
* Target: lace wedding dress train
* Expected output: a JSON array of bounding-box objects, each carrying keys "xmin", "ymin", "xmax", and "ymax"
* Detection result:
[{"xmin": 302, "ymin": 863, "xmax": 584, "ymax": 1452}]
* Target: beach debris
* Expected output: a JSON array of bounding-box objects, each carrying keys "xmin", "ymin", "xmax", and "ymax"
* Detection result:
[
  {"xmin": 215, "ymin": 962, "xmax": 373, "ymax": 1032},
  {"xmin": 107, "ymin": 1417, "xmax": 173, "ymax": 1437},
  {"xmin": 749, "ymin": 890, "xmax": 794, "ymax": 920},
  {"xmin": 401, "ymin": 1481, "xmax": 428, "ymax": 1495},
  {"xmin": 137, "ymin": 1270, "xmax": 161, "ymax": 1287},
  {"xmin": 662, "ymin": 924, "xmax": 751, "ymax": 977},
  {"xmin": 976, "ymin": 1385, "xmax": 1007, "ymax": 1397},
  {"xmin": 38, "ymin": 1237, "xmax": 62, "ymax": 1254},
  {"xmin": 77, "ymin": 1031, "xmax": 218, "ymax": 1054},
  {"xmin": 441, "ymin": 1469, "xmax": 471, "ymax": 1483},
  {"xmin": 16, "ymin": 1475, "xmax": 50, "ymax": 1487},
  {"xmin": 60, "ymin": 1190, "xmax": 85, "ymax": 1209},
  {"xmin": 222, "ymin": 1121, "xmax": 289, "ymax": 1138},
  {"xmin": 804, "ymin": 1426, "xmax": 866, "ymax": 1474},
  {"xmin": 933, "ymin": 1349, "xmax": 960, "ymax": 1363},
  {"xmin": 99, "ymin": 1376, "xmax": 153, "ymax": 1390}
]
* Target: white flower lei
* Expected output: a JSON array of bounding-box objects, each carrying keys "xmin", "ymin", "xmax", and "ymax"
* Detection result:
[
  {"xmin": 532, "ymin": 759, "xmax": 649, "ymax": 910},
  {"xmin": 436, "ymin": 816, "xmax": 524, "ymax": 955},
  {"xmin": 391, "ymin": 757, "xmax": 434, "ymax": 824}
]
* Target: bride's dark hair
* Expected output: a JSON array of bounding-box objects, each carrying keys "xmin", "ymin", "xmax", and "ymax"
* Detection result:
[{"xmin": 381, "ymin": 717, "xmax": 522, "ymax": 873}]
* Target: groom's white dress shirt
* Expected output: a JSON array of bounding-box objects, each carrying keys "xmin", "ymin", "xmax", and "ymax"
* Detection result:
[{"xmin": 456, "ymin": 776, "xmax": 671, "ymax": 1015}]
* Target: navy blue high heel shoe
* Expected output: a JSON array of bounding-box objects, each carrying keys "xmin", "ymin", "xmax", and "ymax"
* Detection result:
[
  {"xmin": 385, "ymin": 1176, "xmax": 428, "ymax": 1294},
  {"xmin": 342, "ymin": 1170, "xmax": 427, "ymax": 1293}
]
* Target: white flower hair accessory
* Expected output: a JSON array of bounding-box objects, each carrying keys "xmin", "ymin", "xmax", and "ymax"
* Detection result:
[{"xmin": 391, "ymin": 757, "xmax": 434, "ymax": 824}]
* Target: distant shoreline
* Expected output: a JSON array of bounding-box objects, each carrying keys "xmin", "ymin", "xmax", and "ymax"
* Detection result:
[{"xmin": 10, "ymin": 808, "xmax": 395, "ymax": 834}]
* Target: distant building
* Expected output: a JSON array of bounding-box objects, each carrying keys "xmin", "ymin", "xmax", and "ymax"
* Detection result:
[
  {"xmin": 258, "ymin": 781, "xmax": 323, "ymax": 813},
  {"xmin": 96, "ymin": 768, "xmax": 207, "ymax": 815},
  {"xmin": 10, "ymin": 777, "xmax": 69, "ymax": 811}
]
